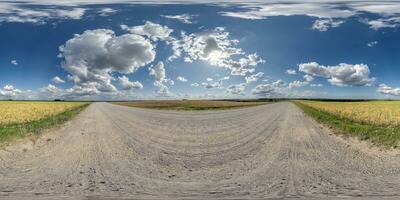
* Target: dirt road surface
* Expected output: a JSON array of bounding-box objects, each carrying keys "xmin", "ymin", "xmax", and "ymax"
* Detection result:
[{"xmin": 1, "ymin": 102, "xmax": 400, "ymax": 200}]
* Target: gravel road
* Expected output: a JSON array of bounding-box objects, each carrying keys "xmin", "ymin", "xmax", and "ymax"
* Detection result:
[{"xmin": 1, "ymin": 102, "xmax": 400, "ymax": 200}]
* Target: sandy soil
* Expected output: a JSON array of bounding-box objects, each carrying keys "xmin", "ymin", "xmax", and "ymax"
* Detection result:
[{"xmin": 1, "ymin": 102, "xmax": 400, "ymax": 200}]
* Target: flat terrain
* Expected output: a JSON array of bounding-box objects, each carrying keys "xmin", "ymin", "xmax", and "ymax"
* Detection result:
[
  {"xmin": 0, "ymin": 101, "xmax": 88, "ymax": 142},
  {"xmin": 0, "ymin": 101, "xmax": 87, "ymax": 125},
  {"xmin": 296, "ymin": 100, "xmax": 400, "ymax": 147},
  {"xmin": 1, "ymin": 102, "xmax": 400, "ymax": 199},
  {"xmin": 112, "ymin": 100, "xmax": 267, "ymax": 110},
  {"xmin": 296, "ymin": 100, "xmax": 400, "ymax": 126}
]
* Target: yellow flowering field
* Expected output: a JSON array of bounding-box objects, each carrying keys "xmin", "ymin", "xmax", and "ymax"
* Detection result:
[
  {"xmin": 0, "ymin": 101, "xmax": 87, "ymax": 125},
  {"xmin": 297, "ymin": 100, "xmax": 400, "ymax": 127}
]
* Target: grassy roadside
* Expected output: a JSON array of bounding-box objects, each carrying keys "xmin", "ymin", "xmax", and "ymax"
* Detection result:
[
  {"xmin": 294, "ymin": 101, "xmax": 400, "ymax": 148},
  {"xmin": 113, "ymin": 100, "xmax": 268, "ymax": 111},
  {"xmin": 0, "ymin": 103, "xmax": 89, "ymax": 142}
]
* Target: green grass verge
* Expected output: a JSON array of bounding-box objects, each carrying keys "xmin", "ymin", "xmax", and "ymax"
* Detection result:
[
  {"xmin": 294, "ymin": 101, "xmax": 400, "ymax": 148},
  {"xmin": 0, "ymin": 103, "xmax": 89, "ymax": 142}
]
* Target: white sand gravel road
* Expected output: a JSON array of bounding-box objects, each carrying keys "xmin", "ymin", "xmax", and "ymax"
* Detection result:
[{"xmin": 1, "ymin": 102, "xmax": 400, "ymax": 200}]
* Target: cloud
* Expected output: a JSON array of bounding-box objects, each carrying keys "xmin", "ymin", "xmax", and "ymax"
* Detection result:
[
  {"xmin": 66, "ymin": 84, "xmax": 100, "ymax": 97},
  {"xmin": 0, "ymin": 85, "xmax": 21, "ymax": 98},
  {"xmin": 303, "ymin": 74, "xmax": 314, "ymax": 82},
  {"xmin": 288, "ymin": 80, "xmax": 308, "ymax": 89},
  {"xmin": 226, "ymin": 83, "xmax": 246, "ymax": 95},
  {"xmin": 149, "ymin": 61, "xmax": 166, "ymax": 83},
  {"xmin": 287, "ymin": 75, "xmax": 313, "ymax": 89},
  {"xmin": 252, "ymin": 80, "xmax": 287, "ymax": 96},
  {"xmin": 0, "ymin": 3, "xmax": 86, "ymax": 24},
  {"xmin": 367, "ymin": 41, "xmax": 378, "ymax": 47},
  {"xmin": 121, "ymin": 21, "xmax": 173, "ymax": 41},
  {"xmin": 312, "ymin": 19, "xmax": 344, "ymax": 31},
  {"xmin": 59, "ymin": 28, "xmax": 155, "ymax": 96},
  {"xmin": 310, "ymin": 83, "xmax": 323, "ymax": 87},
  {"xmin": 38, "ymin": 83, "xmax": 111, "ymax": 100},
  {"xmin": 201, "ymin": 76, "xmax": 229, "ymax": 89},
  {"xmin": 2, "ymin": 1, "xmax": 400, "ymax": 33},
  {"xmin": 162, "ymin": 14, "xmax": 195, "ymax": 24},
  {"xmin": 10, "ymin": 59, "xmax": 18, "ymax": 65},
  {"xmin": 299, "ymin": 62, "xmax": 375, "ymax": 87},
  {"xmin": 98, "ymin": 8, "xmax": 116, "ymax": 16},
  {"xmin": 245, "ymin": 72, "xmax": 263, "ymax": 83},
  {"xmin": 190, "ymin": 83, "xmax": 199, "ymax": 87},
  {"xmin": 172, "ymin": 27, "xmax": 264, "ymax": 76},
  {"xmin": 201, "ymin": 81, "xmax": 223, "ymax": 89},
  {"xmin": 176, "ymin": 76, "xmax": 188, "ymax": 82},
  {"xmin": 348, "ymin": 2, "xmax": 400, "ymax": 16},
  {"xmin": 286, "ymin": 69, "xmax": 296, "ymax": 75},
  {"xmin": 117, "ymin": 76, "xmax": 143, "ymax": 90},
  {"xmin": 363, "ymin": 17, "xmax": 400, "ymax": 30},
  {"xmin": 167, "ymin": 79, "xmax": 175, "ymax": 85},
  {"xmin": 220, "ymin": 2, "xmax": 400, "ymax": 31},
  {"xmin": 220, "ymin": 3, "xmax": 356, "ymax": 20},
  {"xmin": 377, "ymin": 84, "xmax": 400, "ymax": 96},
  {"xmin": 149, "ymin": 61, "xmax": 171, "ymax": 97},
  {"xmin": 52, "ymin": 76, "xmax": 65, "ymax": 84},
  {"xmin": 39, "ymin": 84, "xmax": 65, "ymax": 98}
]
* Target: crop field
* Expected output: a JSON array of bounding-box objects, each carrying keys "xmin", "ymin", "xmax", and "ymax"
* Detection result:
[
  {"xmin": 295, "ymin": 100, "xmax": 400, "ymax": 147},
  {"xmin": 0, "ymin": 101, "xmax": 87, "ymax": 125},
  {"xmin": 0, "ymin": 101, "xmax": 88, "ymax": 141},
  {"xmin": 2, "ymin": 101, "xmax": 400, "ymax": 198},
  {"xmin": 113, "ymin": 100, "xmax": 268, "ymax": 110},
  {"xmin": 297, "ymin": 100, "xmax": 400, "ymax": 127}
]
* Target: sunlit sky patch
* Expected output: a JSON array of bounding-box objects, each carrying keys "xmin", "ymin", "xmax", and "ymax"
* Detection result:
[{"xmin": 0, "ymin": 0, "xmax": 400, "ymax": 100}]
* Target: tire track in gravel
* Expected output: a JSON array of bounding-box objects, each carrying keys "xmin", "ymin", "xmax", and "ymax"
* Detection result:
[{"xmin": 1, "ymin": 102, "xmax": 400, "ymax": 200}]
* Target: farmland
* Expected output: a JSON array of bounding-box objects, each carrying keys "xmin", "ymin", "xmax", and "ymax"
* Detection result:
[
  {"xmin": 3, "ymin": 102, "xmax": 400, "ymax": 199},
  {"xmin": 113, "ymin": 100, "xmax": 268, "ymax": 111},
  {"xmin": 295, "ymin": 100, "xmax": 400, "ymax": 147},
  {"xmin": 0, "ymin": 101, "xmax": 88, "ymax": 142}
]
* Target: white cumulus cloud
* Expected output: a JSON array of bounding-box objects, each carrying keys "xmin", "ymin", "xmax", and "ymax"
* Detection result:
[
  {"xmin": 59, "ymin": 28, "xmax": 156, "ymax": 96},
  {"xmin": 286, "ymin": 69, "xmax": 296, "ymax": 75},
  {"xmin": 252, "ymin": 80, "xmax": 287, "ymax": 96},
  {"xmin": 190, "ymin": 83, "xmax": 199, "ymax": 87},
  {"xmin": 170, "ymin": 27, "xmax": 265, "ymax": 76},
  {"xmin": 299, "ymin": 62, "xmax": 375, "ymax": 87},
  {"xmin": 162, "ymin": 14, "xmax": 195, "ymax": 24},
  {"xmin": 377, "ymin": 84, "xmax": 400, "ymax": 96},
  {"xmin": 245, "ymin": 72, "xmax": 264, "ymax": 84},
  {"xmin": 121, "ymin": 21, "xmax": 173, "ymax": 41},
  {"xmin": 363, "ymin": 17, "xmax": 400, "ymax": 30},
  {"xmin": 312, "ymin": 19, "xmax": 344, "ymax": 31},
  {"xmin": 226, "ymin": 83, "xmax": 246, "ymax": 95},
  {"xmin": 367, "ymin": 41, "xmax": 378, "ymax": 47},
  {"xmin": 201, "ymin": 76, "xmax": 229, "ymax": 89},
  {"xmin": 176, "ymin": 76, "xmax": 188, "ymax": 82},
  {"xmin": 149, "ymin": 61, "xmax": 171, "ymax": 97},
  {"xmin": 10, "ymin": 59, "xmax": 18, "ymax": 65},
  {"xmin": 0, "ymin": 85, "xmax": 22, "ymax": 98},
  {"xmin": 98, "ymin": 8, "xmax": 116, "ymax": 16},
  {"xmin": 117, "ymin": 76, "xmax": 143, "ymax": 90},
  {"xmin": 52, "ymin": 76, "xmax": 65, "ymax": 84}
]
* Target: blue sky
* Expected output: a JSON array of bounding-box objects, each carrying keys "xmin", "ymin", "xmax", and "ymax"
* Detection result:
[{"xmin": 0, "ymin": 1, "xmax": 400, "ymax": 100}]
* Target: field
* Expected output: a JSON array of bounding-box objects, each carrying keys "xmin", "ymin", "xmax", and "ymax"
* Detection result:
[
  {"xmin": 0, "ymin": 101, "xmax": 88, "ymax": 142},
  {"xmin": 2, "ymin": 102, "xmax": 400, "ymax": 198},
  {"xmin": 113, "ymin": 100, "xmax": 268, "ymax": 110},
  {"xmin": 295, "ymin": 100, "xmax": 400, "ymax": 147}
]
